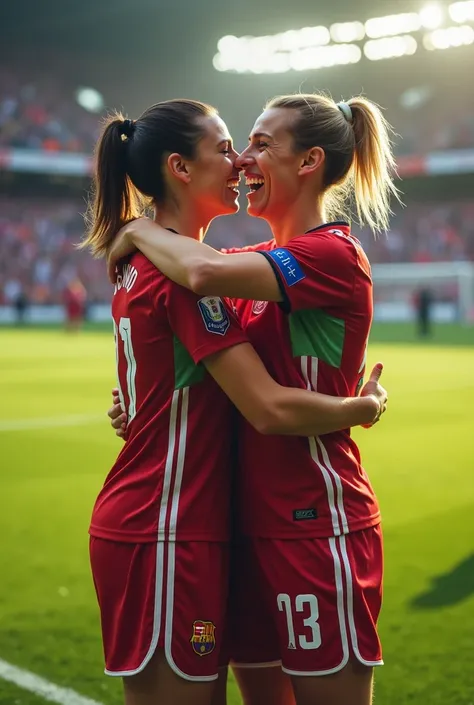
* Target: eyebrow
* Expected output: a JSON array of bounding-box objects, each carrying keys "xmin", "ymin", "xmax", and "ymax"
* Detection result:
[
  {"xmin": 249, "ymin": 131, "xmax": 272, "ymax": 142},
  {"xmin": 217, "ymin": 138, "xmax": 233, "ymax": 148}
]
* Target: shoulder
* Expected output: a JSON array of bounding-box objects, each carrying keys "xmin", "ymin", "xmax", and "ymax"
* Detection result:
[{"xmin": 285, "ymin": 229, "xmax": 359, "ymax": 270}]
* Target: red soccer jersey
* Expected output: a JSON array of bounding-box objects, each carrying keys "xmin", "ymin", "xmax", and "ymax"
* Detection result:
[
  {"xmin": 225, "ymin": 222, "xmax": 380, "ymax": 539},
  {"xmin": 89, "ymin": 252, "xmax": 247, "ymax": 543}
]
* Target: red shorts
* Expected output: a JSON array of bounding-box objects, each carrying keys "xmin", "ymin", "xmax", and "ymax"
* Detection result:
[
  {"xmin": 227, "ymin": 525, "xmax": 383, "ymax": 675},
  {"xmin": 89, "ymin": 538, "xmax": 229, "ymax": 680}
]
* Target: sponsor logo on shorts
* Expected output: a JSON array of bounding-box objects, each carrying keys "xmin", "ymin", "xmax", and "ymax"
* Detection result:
[
  {"xmin": 293, "ymin": 508, "xmax": 318, "ymax": 521},
  {"xmin": 198, "ymin": 296, "xmax": 230, "ymax": 335},
  {"xmin": 190, "ymin": 620, "xmax": 216, "ymax": 656}
]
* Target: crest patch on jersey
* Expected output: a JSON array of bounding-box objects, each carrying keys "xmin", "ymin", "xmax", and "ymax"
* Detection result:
[
  {"xmin": 198, "ymin": 296, "xmax": 230, "ymax": 336},
  {"xmin": 252, "ymin": 300, "xmax": 268, "ymax": 316},
  {"xmin": 266, "ymin": 248, "xmax": 305, "ymax": 287}
]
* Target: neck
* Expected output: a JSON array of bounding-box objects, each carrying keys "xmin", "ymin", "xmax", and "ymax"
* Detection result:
[
  {"xmin": 153, "ymin": 202, "xmax": 208, "ymax": 242},
  {"xmin": 266, "ymin": 193, "xmax": 326, "ymax": 246}
]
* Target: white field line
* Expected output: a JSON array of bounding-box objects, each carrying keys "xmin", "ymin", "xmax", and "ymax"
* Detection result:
[
  {"xmin": 0, "ymin": 657, "xmax": 104, "ymax": 705},
  {"xmin": 0, "ymin": 414, "xmax": 105, "ymax": 432}
]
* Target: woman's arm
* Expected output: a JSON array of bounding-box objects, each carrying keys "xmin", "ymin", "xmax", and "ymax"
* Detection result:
[
  {"xmin": 108, "ymin": 218, "xmax": 282, "ymax": 302},
  {"xmin": 202, "ymin": 343, "xmax": 385, "ymax": 436}
]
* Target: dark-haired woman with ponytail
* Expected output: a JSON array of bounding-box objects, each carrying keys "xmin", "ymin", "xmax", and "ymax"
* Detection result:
[
  {"xmin": 107, "ymin": 93, "xmax": 399, "ymax": 705},
  {"xmin": 81, "ymin": 99, "xmax": 387, "ymax": 705}
]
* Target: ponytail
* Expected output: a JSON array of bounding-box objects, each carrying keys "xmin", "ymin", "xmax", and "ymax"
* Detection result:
[
  {"xmin": 266, "ymin": 92, "xmax": 401, "ymax": 235},
  {"xmin": 80, "ymin": 112, "xmax": 144, "ymax": 257},
  {"xmin": 347, "ymin": 97, "xmax": 401, "ymax": 233}
]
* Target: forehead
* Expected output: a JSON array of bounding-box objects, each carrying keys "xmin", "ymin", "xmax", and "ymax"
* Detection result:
[
  {"xmin": 250, "ymin": 107, "xmax": 297, "ymax": 138},
  {"xmin": 199, "ymin": 113, "xmax": 232, "ymax": 143}
]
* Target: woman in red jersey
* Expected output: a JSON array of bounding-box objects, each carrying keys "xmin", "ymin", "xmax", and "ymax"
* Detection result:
[
  {"xmin": 107, "ymin": 93, "xmax": 398, "ymax": 705},
  {"xmin": 81, "ymin": 99, "xmax": 387, "ymax": 705}
]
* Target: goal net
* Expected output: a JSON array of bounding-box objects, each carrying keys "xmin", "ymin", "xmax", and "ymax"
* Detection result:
[{"xmin": 372, "ymin": 262, "xmax": 474, "ymax": 324}]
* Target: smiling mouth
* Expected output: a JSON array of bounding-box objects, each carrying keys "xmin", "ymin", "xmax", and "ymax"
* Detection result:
[
  {"xmin": 227, "ymin": 178, "xmax": 240, "ymax": 192},
  {"xmin": 246, "ymin": 176, "xmax": 265, "ymax": 192}
]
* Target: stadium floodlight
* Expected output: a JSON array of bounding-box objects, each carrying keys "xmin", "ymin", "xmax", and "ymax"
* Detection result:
[
  {"xmin": 75, "ymin": 87, "xmax": 104, "ymax": 114},
  {"xmin": 330, "ymin": 21, "xmax": 365, "ymax": 42},
  {"xmin": 364, "ymin": 35, "xmax": 418, "ymax": 60},
  {"xmin": 423, "ymin": 23, "xmax": 474, "ymax": 48},
  {"xmin": 289, "ymin": 44, "xmax": 361, "ymax": 71},
  {"xmin": 449, "ymin": 0, "xmax": 474, "ymax": 22},
  {"xmin": 365, "ymin": 13, "xmax": 420, "ymax": 38},
  {"xmin": 273, "ymin": 26, "xmax": 330, "ymax": 50},
  {"xmin": 419, "ymin": 3, "xmax": 444, "ymax": 28}
]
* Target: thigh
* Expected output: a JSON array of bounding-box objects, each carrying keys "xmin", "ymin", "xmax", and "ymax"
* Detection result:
[
  {"xmin": 290, "ymin": 659, "xmax": 374, "ymax": 705},
  {"xmin": 123, "ymin": 647, "xmax": 215, "ymax": 705},
  {"xmin": 233, "ymin": 665, "xmax": 296, "ymax": 705},
  {"xmin": 253, "ymin": 527, "xmax": 384, "ymax": 676}
]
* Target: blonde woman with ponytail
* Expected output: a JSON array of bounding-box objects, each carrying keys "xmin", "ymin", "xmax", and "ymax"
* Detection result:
[
  {"xmin": 107, "ymin": 92, "xmax": 397, "ymax": 705},
  {"xmin": 82, "ymin": 98, "xmax": 388, "ymax": 705}
]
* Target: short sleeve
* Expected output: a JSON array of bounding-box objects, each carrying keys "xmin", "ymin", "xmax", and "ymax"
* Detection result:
[
  {"xmin": 259, "ymin": 233, "xmax": 357, "ymax": 312},
  {"xmin": 164, "ymin": 281, "xmax": 247, "ymax": 364}
]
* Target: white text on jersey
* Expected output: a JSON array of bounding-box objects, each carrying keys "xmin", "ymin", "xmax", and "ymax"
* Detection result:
[{"xmin": 115, "ymin": 264, "xmax": 138, "ymax": 294}]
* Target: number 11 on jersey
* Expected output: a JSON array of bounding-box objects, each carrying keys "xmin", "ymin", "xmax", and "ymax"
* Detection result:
[{"xmin": 113, "ymin": 317, "xmax": 137, "ymax": 423}]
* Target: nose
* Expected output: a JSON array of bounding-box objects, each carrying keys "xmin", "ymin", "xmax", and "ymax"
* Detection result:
[{"xmin": 235, "ymin": 146, "xmax": 254, "ymax": 170}]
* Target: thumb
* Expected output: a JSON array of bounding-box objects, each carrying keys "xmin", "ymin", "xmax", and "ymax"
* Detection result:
[{"xmin": 368, "ymin": 362, "xmax": 383, "ymax": 383}]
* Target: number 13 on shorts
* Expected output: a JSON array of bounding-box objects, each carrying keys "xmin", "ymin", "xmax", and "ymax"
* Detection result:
[{"xmin": 277, "ymin": 593, "xmax": 322, "ymax": 650}]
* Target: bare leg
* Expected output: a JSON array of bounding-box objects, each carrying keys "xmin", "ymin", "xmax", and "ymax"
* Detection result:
[
  {"xmin": 233, "ymin": 664, "xmax": 296, "ymax": 705},
  {"xmin": 123, "ymin": 648, "xmax": 215, "ymax": 705},
  {"xmin": 291, "ymin": 660, "xmax": 373, "ymax": 705},
  {"xmin": 210, "ymin": 667, "xmax": 229, "ymax": 705}
]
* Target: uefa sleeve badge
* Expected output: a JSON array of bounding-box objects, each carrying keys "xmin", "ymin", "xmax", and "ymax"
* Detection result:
[
  {"xmin": 190, "ymin": 620, "xmax": 216, "ymax": 656},
  {"xmin": 197, "ymin": 296, "xmax": 230, "ymax": 335}
]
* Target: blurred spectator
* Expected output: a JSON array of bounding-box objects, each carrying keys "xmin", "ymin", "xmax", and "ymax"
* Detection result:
[
  {"xmin": 0, "ymin": 197, "xmax": 473, "ymax": 307},
  {"xmin": 0, "ymin": 68, "xmax": 101, "ymax": 153},
  {"xmin": 1, "ymin": 67, "xmax": 474, "ymax": 155}
]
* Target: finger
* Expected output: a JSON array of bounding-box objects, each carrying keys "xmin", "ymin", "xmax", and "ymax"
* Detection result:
[
  {"xmin": 368, "ymin": 362, "xmax": 383, "ymax": 383},
  {"xmin": 108, "ymin": 404, "xmax": 124, "ymax": 420},
  {"xmin": 112, "ymin": 394, "xmax": 121, "ymax": 406},
  {"xmin": 111, "ymin": 413, "xmax": 127, "ymax": 429}
]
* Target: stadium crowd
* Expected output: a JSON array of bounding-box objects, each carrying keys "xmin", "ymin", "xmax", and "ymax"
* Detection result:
[
  {"xmin": 0, "ymin": 68, "xmax": 99, "ymax": 153},
  {"xmin": 1, "ymin": 197, "xmax": 473, "ymax": 306},
  {"xmin": 1, "ymin": 69, "xmax": 474, "ymax": 155}
]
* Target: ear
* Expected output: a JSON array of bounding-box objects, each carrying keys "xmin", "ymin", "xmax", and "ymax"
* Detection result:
[
  {"xmin": 167, "ymin": 153, "xmax": 191, "ymax": 184},
  {"xmin": 298, "ymin": 146, "xmax": 325, "ymax": 176}
]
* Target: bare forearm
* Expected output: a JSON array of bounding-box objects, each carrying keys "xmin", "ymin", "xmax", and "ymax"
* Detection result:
[{"xmin": 269, "ymin": 388, "xmax": 379, "ymax": 436}]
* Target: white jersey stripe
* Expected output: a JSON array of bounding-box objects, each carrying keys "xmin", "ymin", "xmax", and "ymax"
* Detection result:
[
  {"xmin": 157, "ymin": 389, "xmax": 180, "ymax": 539},
  {"xmin": 308, "ymin": 355, "xmax": 349, "ymax": 535},
  {"xmin": 300, "ymin": 357, "xmax": 341, "ymax": 535},
  {"xmin": 338, "ymin": 535, "xmax": 384, "ymax": 667},
  {"xmin": 282, "ymin": 536, "xmax": 350, "ymax": 676},
  {"xmin": 105, "ymin": 540, "xmax": 166, "ymax": 676},
  {"xmin": 317, "ymin": 438, "xmax": 349, "ymax": 535},
  {"xmin": 168, "ymin": 387, "xmax": 189, "ymax": 538},
  {"xmin": 164, "ymin": 541, "xmax": 218, "ymax": 681}
]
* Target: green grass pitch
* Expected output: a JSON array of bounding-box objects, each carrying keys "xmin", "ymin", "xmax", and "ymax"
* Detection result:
[{"xmin": 1, "ymin": 326, "xmax": 473, "ymax": 705}]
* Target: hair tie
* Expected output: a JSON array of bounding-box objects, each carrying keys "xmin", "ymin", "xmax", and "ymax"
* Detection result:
[
  {"xmin": 336, "ymin": 102, "xmax": 353, "ymax": 123},
  {"xmin": 120, "ymin": 118, "xmax": 136, "ymax": 140}
]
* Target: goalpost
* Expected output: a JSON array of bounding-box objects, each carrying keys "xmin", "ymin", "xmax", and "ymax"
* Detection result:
[{"xmin": 371, "ymin": 262, "xmax": 474, "ymax": 324}]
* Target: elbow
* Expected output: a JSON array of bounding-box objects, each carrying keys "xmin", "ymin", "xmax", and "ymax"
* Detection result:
[
  {"xmin": 251, "ymin": 407, "xmax": 286, "ymax": 436},
  {"xmin": 187, "ymin": 260, "xmax": 221, "ymax": 295}
]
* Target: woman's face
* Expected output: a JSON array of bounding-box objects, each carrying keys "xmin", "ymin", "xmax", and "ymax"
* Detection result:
[
  {"xmin": 185, "ymin": 114, "xmax": 241, "ymax": 221},
  {"xmin": 236, "ymin": 107, "xmax": 307, "ymax": 221}
]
